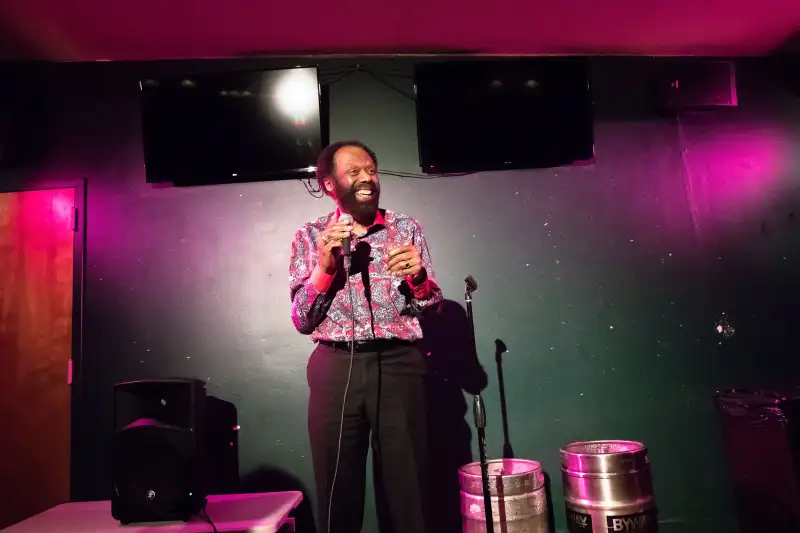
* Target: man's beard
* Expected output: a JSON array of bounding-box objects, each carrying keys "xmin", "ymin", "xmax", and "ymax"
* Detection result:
[{"xmin": 334, "ymin": 181, "xmax": 380, "ymax": 221}]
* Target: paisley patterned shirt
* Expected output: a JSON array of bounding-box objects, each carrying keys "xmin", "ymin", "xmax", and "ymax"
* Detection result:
[{"xmin": 290, "ymin": 208, "xmax": 442, "ymax": 342}]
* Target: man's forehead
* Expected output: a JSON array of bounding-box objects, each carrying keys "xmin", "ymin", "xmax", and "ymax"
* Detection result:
[{"xmin": 334, "ymin": 146, "xmax": 374, "ymax": 168}]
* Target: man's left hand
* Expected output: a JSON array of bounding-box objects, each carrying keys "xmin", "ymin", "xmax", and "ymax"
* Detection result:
[{"xmin": 387, "ymin": 244, "xmax": 425, "ymax": 282}]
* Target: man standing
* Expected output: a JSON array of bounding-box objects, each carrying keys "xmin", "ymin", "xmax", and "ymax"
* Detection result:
[{"xmin": 289, "ymin": 141, "xmax": 442, "ymax": 533}]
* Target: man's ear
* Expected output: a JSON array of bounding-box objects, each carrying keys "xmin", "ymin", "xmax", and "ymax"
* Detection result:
[{"xmin": 323, "ymin": 177, "xmax": 335, "ymax": 195}]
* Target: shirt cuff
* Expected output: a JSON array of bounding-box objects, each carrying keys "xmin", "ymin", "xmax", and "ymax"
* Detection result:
[
  {"xmin": 406, "ymin": 274, "xmax": 431, "ymax": 299},
  {"xmin": 311, "ymin": 264, "xmax": 335, "ymax": 293}
]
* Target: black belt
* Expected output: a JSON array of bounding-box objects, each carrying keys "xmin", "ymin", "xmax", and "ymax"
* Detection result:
[{"xmin": 318, "ymin": 338, "xmax": 413, "ymax": 353}]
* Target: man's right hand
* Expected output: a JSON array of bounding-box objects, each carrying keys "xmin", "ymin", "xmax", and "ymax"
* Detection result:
[{"xmin": 316, "ymin": 217, "xmax": 353, "ymax": 274}]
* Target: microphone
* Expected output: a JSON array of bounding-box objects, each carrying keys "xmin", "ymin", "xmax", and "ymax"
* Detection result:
[{"xmin": 338, "ymin": 213, "xmax": 353, "ymax": 272}]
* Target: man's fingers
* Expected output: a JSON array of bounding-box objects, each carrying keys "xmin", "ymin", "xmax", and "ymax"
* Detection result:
[
  {"xmin": 326, "ymin": 229, "xmax": 351, "ymax": 240},
  {"xmin": 388, "ymin": 245, "xmax": 413, "ymax": 258},
  {"xmin": 387, "ymin": 251, "xmax": 416, "ymax": 270}
]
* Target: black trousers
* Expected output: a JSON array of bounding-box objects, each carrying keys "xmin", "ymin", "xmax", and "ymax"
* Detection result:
[{"xmin": 307, "ymin": 341, "xmax": 429, "ymax": 533}]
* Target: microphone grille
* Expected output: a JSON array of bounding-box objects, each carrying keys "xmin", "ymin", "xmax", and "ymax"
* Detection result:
[{"xmin": 338, "ymin": 214, "xmax": 353, "ymax": 224}]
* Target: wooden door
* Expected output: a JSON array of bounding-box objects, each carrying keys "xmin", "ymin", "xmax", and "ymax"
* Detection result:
[{"xmin": 0, "ymin": 187, "xmax": 75, "ymax": 528}]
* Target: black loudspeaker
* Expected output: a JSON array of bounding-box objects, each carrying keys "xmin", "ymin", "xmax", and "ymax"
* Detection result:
[
  {"xmin": 0, "ymin": 64, "xmax": 54, "ymax": 169},
  {"xmin": 111, "ymin": 378, "xmax": 207, "ymax": 524},
  {"xmin": 771, "ymin": 55, "xmax": 800, "ymax": 99},
  {"xmin": 655, "ymin": 59, "xmax": 738, "ymax": 112}
]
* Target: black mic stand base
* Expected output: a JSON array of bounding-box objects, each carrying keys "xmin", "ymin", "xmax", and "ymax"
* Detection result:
[{"xmin": 473, "ymin": 394, "xmax": 494, "ymax": 533}]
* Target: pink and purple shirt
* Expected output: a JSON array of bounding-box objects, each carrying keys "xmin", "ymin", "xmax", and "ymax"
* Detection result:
[{"xmin": 290, "ymin": 209, "xmax": 442, "ymax": 342}]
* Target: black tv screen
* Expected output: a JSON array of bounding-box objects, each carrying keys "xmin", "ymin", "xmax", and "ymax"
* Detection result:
[
  {"xmin": 414, "ymin": 58, "xmax": 594, "ymax": 174},
  {"xmin": 140, "ymin": 67, "xmax": 326, "ymax": 185}
]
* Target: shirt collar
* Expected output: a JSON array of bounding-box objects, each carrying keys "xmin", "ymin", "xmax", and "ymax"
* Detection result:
[{"xmin": 334, "ymin": 207, "xmax": 386, "ymax": 230}]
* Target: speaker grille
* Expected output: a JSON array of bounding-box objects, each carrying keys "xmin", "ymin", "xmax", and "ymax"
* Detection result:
[{"xmin": 111, "ymin": 379, "xmax": 206, "ymax": 524}]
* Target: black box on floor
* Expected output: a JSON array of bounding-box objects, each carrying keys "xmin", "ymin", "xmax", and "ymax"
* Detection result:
[{"xmin": 715, "ymin": 388, "xmax": 800, "ymax": 533}]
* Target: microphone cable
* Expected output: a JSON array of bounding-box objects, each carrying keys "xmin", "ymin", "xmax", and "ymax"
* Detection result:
[{"xmin": 327, "ymin": 262, "xmax": 356, "ymax": 533}]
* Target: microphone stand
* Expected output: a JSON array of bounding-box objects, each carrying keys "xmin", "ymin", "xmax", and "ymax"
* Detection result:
[
  {"xmin": 494, "ymin": 339, "xmax": 514, "ymax": 459},
  {"xmin": 465, "ymin": 275, "xmax": 494, "ymax": 533}
]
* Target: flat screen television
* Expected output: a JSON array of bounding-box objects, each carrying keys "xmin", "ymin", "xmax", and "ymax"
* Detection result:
[
  {"xmin": 140, "ymin": 66, "xmax": 327, "ymax": 185},
  {"xmin": 414, "ymin": 58, "xmax": 594, "ymax": 174}
]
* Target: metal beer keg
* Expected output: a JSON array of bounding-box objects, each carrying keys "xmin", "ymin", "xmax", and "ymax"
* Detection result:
[
  {"xmin": 561, "ymin": 440, "xmax": 657, "ymax": 533},
  {"xmin": 459, "ymin": 458, "xmax": 549, "ymax": 533}
]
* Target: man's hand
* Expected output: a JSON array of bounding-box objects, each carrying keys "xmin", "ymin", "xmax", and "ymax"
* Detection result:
[
  {"xmin": 316, "ymin": 216, "xmax": 353, "ymax": 274},
  {"xmin": 387, "ymin": 244, "xmax": 426, "ymax": 283}
]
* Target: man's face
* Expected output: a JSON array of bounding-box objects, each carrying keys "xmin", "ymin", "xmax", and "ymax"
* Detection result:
[{"xmin": 325, "ymin": 146, "xmax": 380, "ymax": 219}]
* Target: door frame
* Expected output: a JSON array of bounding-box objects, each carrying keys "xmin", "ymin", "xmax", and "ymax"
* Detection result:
[{"xmin": 0, "ymin": 176, "xmax": 86, "ymax": 501}]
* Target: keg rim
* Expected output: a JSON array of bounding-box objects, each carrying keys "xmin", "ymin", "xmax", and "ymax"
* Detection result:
[
  {"xmin": 458, "ymin": 458, "xmax": 543, "ymax": 479},
  {"xmin": 559, "ymin": 439, "xmax": 645, "ymax": 457}
]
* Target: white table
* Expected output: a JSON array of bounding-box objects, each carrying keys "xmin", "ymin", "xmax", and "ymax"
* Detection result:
[{"xmin": 1, "ymin": 492, "xmax": 303, "ymax": 533}]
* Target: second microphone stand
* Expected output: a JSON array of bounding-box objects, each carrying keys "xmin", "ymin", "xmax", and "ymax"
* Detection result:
[{"xmin": 465, "ymin": 275, "xmax": 494, "ymax": 533}]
